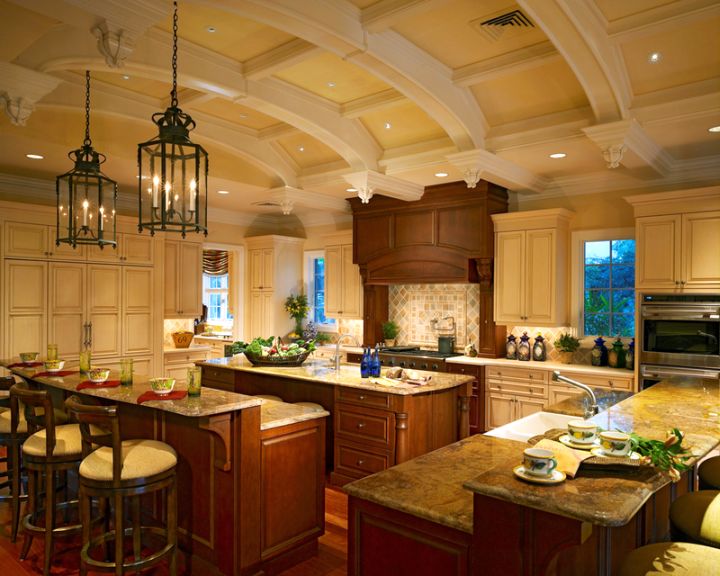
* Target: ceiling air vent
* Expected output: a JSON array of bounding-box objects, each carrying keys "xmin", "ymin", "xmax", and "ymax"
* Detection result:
[
  {"xmin": 251, "ymin": 201, "xmax": 281, "ymax": 208},
  {"xmin": 471, "ymin": 9, "xmax": 534, "ymax": 42}
]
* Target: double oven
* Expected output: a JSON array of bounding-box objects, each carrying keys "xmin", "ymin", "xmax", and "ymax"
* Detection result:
[{"xmin": 639, "ymin": 294, "xmax": 720, "ymax": 389}]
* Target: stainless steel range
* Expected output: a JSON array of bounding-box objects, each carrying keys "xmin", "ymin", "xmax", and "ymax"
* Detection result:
[{"xmin": 378, "ymin": 347, "xmax": 462, "ymax": 372}]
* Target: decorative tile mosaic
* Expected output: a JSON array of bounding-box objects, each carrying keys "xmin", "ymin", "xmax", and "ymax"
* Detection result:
[
  {"xmin": 389, "ymin": 284, "xmax": 480, "ymax": 351},
  {"xmin": 163, "ymin": 319, "xmax": 194, "ymax": 347}
]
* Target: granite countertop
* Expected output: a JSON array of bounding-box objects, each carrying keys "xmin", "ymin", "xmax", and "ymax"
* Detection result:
[
  {"xmin": 260, "ymin": 398, "xmax": 329, "ymax": 431},
  {"xmin": 163, "ymin": 345, "xmax": 212, "ymax": 354},
  {"xmin": 347, "ymin": 378, "xmax": 720, "ymax": 530},
  {"xmin": 544, "ymin": 387, "xmax": 634, "ymax": 417},
  {"xmin": 199, "ymin": 356, "xmax": 473, "ymax": 395},
  {"xmin": 446, "ymin": 356, "xmax": 634, "ymax": 378}
]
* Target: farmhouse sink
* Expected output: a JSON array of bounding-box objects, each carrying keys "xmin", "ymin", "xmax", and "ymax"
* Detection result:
[{"xmin": 484, "ymin": 411, "xmax": 577, "ymax": 443}]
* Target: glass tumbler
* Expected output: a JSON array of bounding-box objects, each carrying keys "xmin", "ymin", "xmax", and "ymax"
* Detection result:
[
  {"xmin": 47, "ymin": 344, "xmax": 58, "ymax": 361},
  {"xmin": 187, "ymin": 367, "xmax": 202, "ymax": 396},
  {"xmin": 120, "ymin": 358, "xmax": 134, "ymax": 386},
  {"xmin": 79, "ymin": 349, "xmax": 92, "ymax": 373}
]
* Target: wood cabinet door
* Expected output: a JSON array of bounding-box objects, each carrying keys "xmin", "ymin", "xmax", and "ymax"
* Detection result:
[
  {"xmin": 123, "ymin": 234, "xmax": 154, "ymax": 265},
  {"xmin": 525, "ymin": 229, "xmax": 556, "ymax": 324},
  {"xmin": 164, "ymin": 240, "xmax": 180, "ymax": 315},
  {"xmin": 548, "ymin": 386, "xmax": 583, "ymax": 407},
  {"xmin": 683, "ymin": 211, "xmax": 720, "ymax": 288},
  {"xmin": 249, "ymin": 291, "xmax": 273, "ymax": 337},
  {"xmin": 324, "ymin": 245, "xmax": 341, "ymax": 315},
  {"xmin": 485, "ymin": 392, "xmax": 515, "ymax": 430},
  {"xmin": 341, "ymin": 245, "xmax": 362, "ymax": 318},
  {"xmin": 52, "ymin": 238, "xmax": 86, "ymax": 260},
  {"xmin": 178, "ymin": 242, "xmax": 202, "ymax": 317},
  {"xmin": 48, "ymin": 262, "xmax": 85, "ymax": 361},
  {"xmin": 516, "ymin": 396, "xmax": 545, "ymax": 419},
  {"xmin": 4, "ymin": 222, "xmax": 49, "ymax": 258},
  {"xmin": 87, "ymin": 238, "xmax": 121, "ymax": 263},
  {"xmin": 4, "ymin": 260, "xmax": 47, "ymax": 357},
  {"xmin": 636, "ymin": 215, "xmax": 681, "ymax": 288},
  {"xmin": 494, "ymin": 231, "xmax": 525, "ymax": 322},
  {"xmin": 261, "ymin": 248, "xmax": 274, "ymax": 290},
  {"xmin": 123, "ymin": 267, "xmax": 154, "ymax": 356},
  {"xmin": 87, "ymin": 265, "xmax": 121, "ymax": 358}
]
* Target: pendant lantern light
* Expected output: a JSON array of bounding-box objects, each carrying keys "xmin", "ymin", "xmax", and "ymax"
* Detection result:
[
  {"xmin": 137, "ymin": 0, "xmax": 208, "ymax": 237},
  {"xmin": 56, "ymin": 71, "xmax": 117, "ymax": 249}
]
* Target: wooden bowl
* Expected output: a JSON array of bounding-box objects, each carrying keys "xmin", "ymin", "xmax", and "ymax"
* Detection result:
[{"xmin": 172, "ymin": 332, "xmax": 194, "ymax": 349}]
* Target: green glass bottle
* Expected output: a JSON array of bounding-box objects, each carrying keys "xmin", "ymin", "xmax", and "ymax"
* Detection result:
[{"xmin": 608, "ymin": 337, "xmax": 626, "ymax": 369}]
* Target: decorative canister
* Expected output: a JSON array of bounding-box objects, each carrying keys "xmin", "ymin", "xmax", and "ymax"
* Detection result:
[
  {"xmin": 505, "ymin": 334, "xmax": 517, "ymax": 360},
  {"xmin": 517, "ymin": 332, "xmax": 531, "ymax": 361},
  {"xmin": 532, "ymin": 334, "xmax": 546, "ymax": 362},
  {"xmin": 625, "ymin": 338, "xmax": 635, "ymax": 370},
  {"xmin": 608, "ymin": 337, "xmax": 626, "ymax": 369},
  {"xmin": 591, "ymin": 336, "xmax": 608, "ymax": 367}
]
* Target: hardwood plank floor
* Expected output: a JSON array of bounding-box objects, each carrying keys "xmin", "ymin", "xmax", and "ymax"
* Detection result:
[{"xmin": 0, "ymin": 486, "xmax": 349, "ymax": 575}]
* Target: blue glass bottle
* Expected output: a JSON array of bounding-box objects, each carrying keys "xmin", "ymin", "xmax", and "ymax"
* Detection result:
[
  {"xmin": 626, "ymin": 338, "xmax": 635, "ymax": 370},
  {"xmin": 360, "ymin": 348, "xmax": 370, "ymax": 378},
  {"xmin": 591, "ymin": 336, "xmax": 608, "ymax": 367},
  {"xmin": 371, "ymin": 345, "xmax": 381, "ymax": 377},
  {"xmin": 517, "ymin": 332, "xmax": 531, "ymax": 361}
]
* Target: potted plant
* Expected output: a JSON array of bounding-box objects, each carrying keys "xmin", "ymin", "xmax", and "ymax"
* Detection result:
[
  {"xmin": 554, "ymin": 333, "xmax": 580, "ymax": 364},
  {"xmin": 284, "ymin": 293, "xmax": 309, "ymax": 339},
  {"xmin": 382, "ymin": 321, "xmax": 399, "ymax": 347}
]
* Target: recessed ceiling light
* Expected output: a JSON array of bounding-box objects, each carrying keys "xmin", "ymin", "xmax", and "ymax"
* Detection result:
[
  {"xmin": 648, "ymin": 52, "xmax": 662, "ymax": 64},
  {"xmin": 327, "ymin": 82, "xmax": 336, "ymax": 88},
  {"xmin": 121, "ymin": 75, "xmax": 130, "ymax": 80},
  {"xmin": 238, "ymin": 113, "xmax": 248, "ymax": 119},
  {"xmin": 298, "ymin": 146, "xmax": 305, "ymax": 152},
  {"xmin": 709, "ymin": 125, "xmax": 720, "ymax": 133},
  {"xmin": 549, "ymin": 153, "xmax": 567, "ymax": 159},
  {"xmin": 207, "ymin": 26, "xmax": 216, "ymax": 33},
  {"xmin": 434, "ymin": 172, "xmax": 449, "ymax": 178},
  {"xmin": 217, "ymin": 190, "xmax": 229, "ymax": 195},
  {"xmin": 346, "ymin": 187, "xmax": 358, "ymax": 193},
  {"xmin": 384, "ymin": 121, "xmax": 392, "ymax": 130},
  {"xmin": 25, "ymin": 154, "xmax": 44, "ymax": 160}
]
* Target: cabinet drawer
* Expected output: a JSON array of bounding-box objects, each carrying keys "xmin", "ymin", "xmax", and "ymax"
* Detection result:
[
  {"xmin": 335, "ymin": 441, "xmax": 391, "ymax": 477},
  {"xmin": 336, "ymin": 404, "xmax": 394, "ymax": 448},
  {"xmin": 485, "ymin": 379, "xmax": 548, "ymax": 399},
  {"xmin": 337, "ymin": 388, "xmax": 391, "ymax": 409},
  {"xmin": 201, "ymin": 366, "xmax": 235, "ymax": 385},
  {"xmin": 486, "ymin": 365, "xmax": 548, "ymax": 384},
  {"xmin": 559, "ymin": 371, "xmax": 633, "ymax": 391},
  {"xmin": 447, "ymin": 363, "xmax": 482, "ymax": 378},
  {"xmin": 164, "ymin": 351, "xmax": 208, "ymax": 365}
]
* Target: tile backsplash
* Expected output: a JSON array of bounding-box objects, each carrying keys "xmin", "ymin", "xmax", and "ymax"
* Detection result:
[
  {"xmin": 163, "ymin": 319, "xmax": 194, "ymax": 347},
  {"xmin": 389, "ymin": 284, "xmax": 480, "ymax": 350}
]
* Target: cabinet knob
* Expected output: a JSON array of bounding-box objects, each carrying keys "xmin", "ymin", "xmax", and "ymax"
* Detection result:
[
  {"xmin": 358, "ymin": 395, "xmax": 366, "ymax": 400},
  {"xmin": 357, "ymin": 422, "xmax": 366, "ymax": 429},
  {"xmin": 357, "ymin": 459, "xmax": 365, "ymax": 466},
  {"xmin": 608, "ymin": 380, "xmax": 614, "ymax": 387},
  {"xmin": 528, "ymin": 374, "xmax": 533, "ymax": 379}
]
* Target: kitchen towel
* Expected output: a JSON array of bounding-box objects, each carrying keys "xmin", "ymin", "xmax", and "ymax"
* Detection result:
[
  {"xmin": 535, "ymin": 438, "xmax": 593, "ymax": 478},
  {"xmin": 7, "ymin": 362, "xmax": 43, "ymax": 368},
  {"xmin": 33, "ymin": 370, "xmax": 76, "ymax": 378},
  {"xmin": 77, "ymin": 380, "xmax": 121, "ymax": 391},
  {"xmin": 136, "ymin": 390, "xmax": 187, "ymax": 404}
]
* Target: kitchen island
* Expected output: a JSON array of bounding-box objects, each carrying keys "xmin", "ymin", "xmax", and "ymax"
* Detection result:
[
  {"xmin": 345, "ymin": 377, "xmax": 720, "ymax": 576},
  {"xmin": 198, "ymin": 356, "xmax": 474, "ymax": 485},
  {"xmin": 3, "ymin": 362, "xmax": 328, "ymax": 576}
]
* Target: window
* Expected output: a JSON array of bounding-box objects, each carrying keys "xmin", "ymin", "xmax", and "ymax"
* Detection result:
[
  {"xmin": 304, "ymin": 251, "xmax": 336, "ymax": 331},
  {"xmin": 203, "ymin": 273, "xmax": 233, "ymax": 327},
  {"xmin": 582, "ymin": 238, "xmax": 635, "ymax": 337}
]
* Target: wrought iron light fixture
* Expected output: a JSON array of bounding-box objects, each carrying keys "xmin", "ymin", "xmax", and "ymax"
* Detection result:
[
  {"xmin": 56, "ymin": 71, "xmax": 117, "ymax": 249},
  {"xmin": 137, "ymin": 0, "xmax": 208, "ymax": 237}
]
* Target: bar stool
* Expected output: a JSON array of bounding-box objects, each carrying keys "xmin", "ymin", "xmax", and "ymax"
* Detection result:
[
  {"xmin": 256, "ymin": 394, "xmax": 283, "ymax": 402},
  {"xmin": 294, "ymin": 401, "xmax": 325, "ymax": 412},
  {"xmin": 10, "ymin": 381, "xmax": 84, "ymax": 576},
  {"xmin": 64, "ymin": 395, "xmax": 178, "ymax": 576},
  {"xmin": 619, "ymin": 542, "xmax": 720, "ymax": 575},
  {"xmin": 699, "ymin": 456, "xmax": 720, "ymax": 490},
  {"xmin": 669, "ymin": 490, "xmax": 720, "ymax": 548}
]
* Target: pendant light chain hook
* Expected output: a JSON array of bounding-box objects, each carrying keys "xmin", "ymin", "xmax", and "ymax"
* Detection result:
[
  {"xmin": 171, "ymin": 1, "xmax": 179, "ymax": 108},
  {"xmin": 84, "ymin": 70, "xmax": 92, "ymax": 147}
]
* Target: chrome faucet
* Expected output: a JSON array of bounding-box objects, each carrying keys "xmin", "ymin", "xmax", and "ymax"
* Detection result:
[
  {"xmin": 334, "ymin": 334, "xmax": 359, "ymax": 371},
  {"xmin": 552, "ymin": 370, "xmax": 599, "ymax": 417}
]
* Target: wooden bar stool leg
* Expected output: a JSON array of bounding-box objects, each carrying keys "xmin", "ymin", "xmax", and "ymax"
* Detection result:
[
  {"xmin": 44, "ymin": 468, "xmax": 56, "ymax": 576},
  {"xmin": 11, "ymin": 441, "xmax": 22, "ymax": 542},
  {"xmin": 168, "ymin": 478, "xmax": 177, "ymax": 576},
  {"xmin": 132, "ymin": 496, "xmax": 141, "ymax": 561},
  {"xmin": 79, "ymin": 486, "xmax": 90, "ymax": 576},
  {"xmin": 20, "ymin": 468, "xmax": 36, "ymax": 560},
  {"xmin": 114, "ymin": 492, "xmax": 124, "ymax": 576}
]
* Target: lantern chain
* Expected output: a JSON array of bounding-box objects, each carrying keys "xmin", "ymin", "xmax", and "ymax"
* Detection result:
[
  {"xmin": 84, "ymin": 70, "xmax": 91, "ymax": 147},
  {"xmin": 171, "ymin": 0, "xmax": 178, "ymax": 108}
]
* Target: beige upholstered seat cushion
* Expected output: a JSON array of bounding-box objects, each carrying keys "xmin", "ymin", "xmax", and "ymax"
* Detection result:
[
  {"xmin": 294, "ymin": 401, "xmax": 325, "ymax": 412},
  {"xmin": 700, "ymin": 456, "xmax": 720, "ymax": 490},
  {"xmin": 79, "ymin": 439, "xmax": 177, "ymax": 482},
  {"xmin": 256, "ymin": 395, "xmax": 283, "ymax": 402},
  {"xmin": 670, "ymin": 490, "xmax": 720, "ymax": 547},
  {"xmin": 0, "ymin": 409, "xmax": 27, "ymax": 433},
  {"xmin": 22, "ymin": 423, "xmax": 83, "ymax": 457},
  {"xmin": 619, "ymin": 542, "xmax": 720, "ymax": 575}
]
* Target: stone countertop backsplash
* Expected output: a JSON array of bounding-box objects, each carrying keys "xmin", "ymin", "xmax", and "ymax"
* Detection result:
[{"xmin": 446, "ymin": 356, "xmax": 633, "ymax": 378}]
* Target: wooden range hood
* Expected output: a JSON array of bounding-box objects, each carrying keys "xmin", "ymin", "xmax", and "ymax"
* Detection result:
[{"xmin": 349, "ymin": 180, "xmax": 508, "ymax": 286}]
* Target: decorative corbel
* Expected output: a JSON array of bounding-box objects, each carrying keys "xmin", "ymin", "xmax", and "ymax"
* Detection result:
[
  {"xmin": 280, "ymin": 199, "xmax": 294, "ymax": 215},
  {"xmin": 1, "ymin": 94, "xmax": 34, "ymax": 126},
  {"xmin": 602, "ymin": 144, "xmax": 627, "ymax": 169},
  {"xmin": 356, "ymin": 186, "xmax": 374, "ymax": 204},
  {"xmin": 92, "ymin": 20, "xmax": 134, "ymax": 68},
  {"xmin": 462, "ymin": 168, "xmax": 481, "ymax": 189}
]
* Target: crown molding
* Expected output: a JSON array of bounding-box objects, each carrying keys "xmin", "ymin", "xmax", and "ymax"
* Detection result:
[
  {"xmin": 244, "ymin": 38, "xmax": 321, "ymax": 80},
  {"xmin": 608, "ymin": 0, "xmax": 720, "ymax": 41},
  {"xmin": 341, "ymin": 89, "xmax": 406, "ymax": 118}
]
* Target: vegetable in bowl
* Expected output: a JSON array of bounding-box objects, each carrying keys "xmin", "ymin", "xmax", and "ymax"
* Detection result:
[
  {"xmin": 231, "ymin": 337, "xmax": 316, "ymax": 366},
  {"xmin": 149, "ymin": 377, "xmax": 176, "ymax": 394}
]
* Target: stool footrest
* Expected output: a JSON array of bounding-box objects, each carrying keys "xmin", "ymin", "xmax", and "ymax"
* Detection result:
[{"xmin": 82, "ymin": 525, "xmax": 175, "ymax": 573}]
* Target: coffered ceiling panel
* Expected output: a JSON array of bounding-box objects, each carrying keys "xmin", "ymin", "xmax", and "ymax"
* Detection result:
[
  {"xmin": 192, "ymin": 98, "xmax": 284, "ymax": 131},
  {"xmin": 198, "ymin": 140, "xmax": 278, "ymax": 188},
  {"xmin": 272, "ymin": 52, "xmax": 392, "ymax": 104},
  {"xmin": 595, "ymin": 0, "xmax": 676, "ymax": 22},
  {"xmin": 90, "ymin": 71, "xmax": 173, "ymax": 101},
  {"xmin": 156, "ymin": 4, "xmax": 293, "ymax": 62},
  {"xmin": 275, "ymin": 132, "xmax": 347, "ymax": 169},
  {"xmin": 644, "ymin": 115, "xmax": 720, "ymax": 160},
  {"xmin": 471, "ymin": 59, "xmax": 589, "ymax": 126},
  {"xmin": 497, "ymin": 138, "xmax": 607, "ymax": 178},
  {"xmin": 392, "ymin": 0, "xmax": 548, "ymax": 69},
  {"xmin": 621, "ymin": 17, "xmax": 720, "ymax": 95},
  {"xmin": 360, "ymin": 100, "xmax": 448, "ymax": 149},
  {"xmin": 0, "ymin": 0, "xmax": 59, "ymax": 61}
]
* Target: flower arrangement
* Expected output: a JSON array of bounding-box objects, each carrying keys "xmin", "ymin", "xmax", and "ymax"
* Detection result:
[
  {"xmin": 285, "ymin": 293, "xmax": 309, "ymax": 337},
  {"xmin": 630, "ymin": 428, "xmax": 693, "ymax": 482}
]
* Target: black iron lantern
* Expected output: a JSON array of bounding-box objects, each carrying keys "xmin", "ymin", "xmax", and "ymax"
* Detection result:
[
  {"xmin": 137, "ymin": 0, "xmax": 208, "ymax": 237},
  {"xmin": 56, "ymin": 71, "xmax": 117, "ymax": 249}
]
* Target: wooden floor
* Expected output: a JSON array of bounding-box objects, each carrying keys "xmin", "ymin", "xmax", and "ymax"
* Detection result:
[{"xmin": 0, "ymin": 486, "xmax": 348, "ymax": 575}]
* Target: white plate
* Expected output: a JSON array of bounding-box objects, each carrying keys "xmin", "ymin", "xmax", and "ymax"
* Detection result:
[
  {"xmin": 590, "ymin": 447, "xmax": 641, "ymax": 460},
  {"xmin": 151, "ymin": 388, "xmax": 174, "ymax": 395},
  {"xmin": 558, "ymin": 434, "xmax": 600, "ymax": 451},
  {"xmin": 512, "ymin": 465, "xmax": 566, "ymax": 485}
]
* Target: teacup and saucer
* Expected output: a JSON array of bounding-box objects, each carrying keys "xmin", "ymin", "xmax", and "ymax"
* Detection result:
[{"xmin": 513, "ymin": 447, "xmax": 566, "ymax": 485}]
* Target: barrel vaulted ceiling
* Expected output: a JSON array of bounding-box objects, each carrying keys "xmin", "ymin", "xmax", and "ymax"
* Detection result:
[{"xmin": 0, "ymin": 0, "xmax": 718, "ymax": 226}]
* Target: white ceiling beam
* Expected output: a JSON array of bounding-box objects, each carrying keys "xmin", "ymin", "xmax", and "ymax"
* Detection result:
[
  {"xmin": 447, "ymin": 149, "xmax": 548, "ymax": 194},
  {"xmin": 361, "ymin": 0, "xmax": 448, "ymax": 33},
  {"xmin": 453, "ymin": 41, "xmax": 561, "ymax": 86},
  {"xmin": 244, "ymin": 38, "xmax": 322, "ymax": 80},
  {"xmin": 341, "ymin": 89, "xmax": 406, "ymax": 118},
  {"xmin": 608, "ymin": 0, "xmax": 720, "ymax": 42},
  {"xmin": 268, "ymin": 185, "xmax": 350, "ymax": 214},
  {"xmin": 258, "ymin": 123, "xmax": 301, "ymax": 141},
  {"xmin": 342, "ymin": 170, "xmax": 424, "ymax": 203},
  {"xmin": 0, "ymin": 62, "xmax": 62, "ymax": 126}
]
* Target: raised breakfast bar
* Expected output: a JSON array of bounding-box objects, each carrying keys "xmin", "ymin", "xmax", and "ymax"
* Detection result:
[
  {"xmin": 2, "ymin": 362, "xmax": 329, "ymax": 576},
  {"xmin": 344, "ymin": 377, "xmax": 720, "ymax": 576}
]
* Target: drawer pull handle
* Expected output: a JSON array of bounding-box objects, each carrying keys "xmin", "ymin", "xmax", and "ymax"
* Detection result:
[
  {"xmin": 358, "ymin": 395, "xmax": 366, "ymax": 400},
  {"xmin": 529, "ymin": 374, "xmax": 533, "ymax": 379},
  {"xmin": 357, "ymin": 422, "xmax": 366, "ymax": 429},
  {"xmin": 357, "ymin": 459, "xmax": 364, "ymax": 466}
]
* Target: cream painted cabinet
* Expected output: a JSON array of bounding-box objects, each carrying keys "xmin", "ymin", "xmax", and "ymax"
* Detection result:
[
  {"xmin": 3, "ymin": 260, "xmax": 48, "ymax": 358},
  {"xmin": 492, "ymin": 209, "xmax": 573, "ymax": 326},
  {"xmin": 244, "ymin": 236, "xmax": 304, "ymax": 339},
  {"xmin": 123, "ymin": 267, "xmax": 154, "ymax": 357},
  {"xmin": 3, "ymin": 221, "xmax": 85, "ymax": 260},
  {"xmin": 163, "ymin": 348, "xmax": 209, "ymax": 384},
  {"xmin": 325, "ymin": 242, "xmax": 362, "ymax": 319},
  {"xmin": 164, "ymin": 239, "xmax": 202, "ymax": 318},
  {"xmin": 87, "ymin": 233, "xmax": 154, "ymax": 266},
  {"xmin": 484, "ymin": 365, "xmax": 548, "ymax": 430}
]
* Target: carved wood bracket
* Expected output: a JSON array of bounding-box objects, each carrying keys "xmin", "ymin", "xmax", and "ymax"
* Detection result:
[{"xmin": 199, "ymin": 414, "xmax": 232, "ymax": 472}]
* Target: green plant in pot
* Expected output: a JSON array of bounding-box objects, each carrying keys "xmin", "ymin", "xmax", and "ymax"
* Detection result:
[
  {"xmin": 554, "ymin": 333, "xmax": 580, "ymax": 364},
  {"xmin": 284, "ymin": 293, "xmax": 309, "ymax": 339},
  {"xmin": 382, "ymin": 321, "xmax": 399, "ymax": 347}
]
